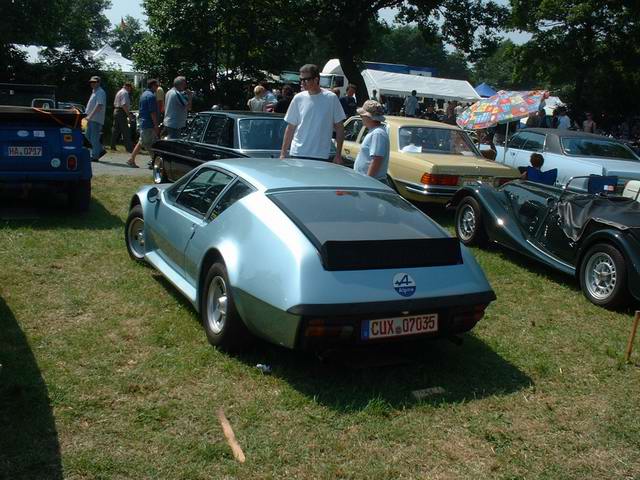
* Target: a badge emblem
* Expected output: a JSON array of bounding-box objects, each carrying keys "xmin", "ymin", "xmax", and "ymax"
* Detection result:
[{"xmin": 393, "ymin": 273, "xmax": 416, "ymax": 297}]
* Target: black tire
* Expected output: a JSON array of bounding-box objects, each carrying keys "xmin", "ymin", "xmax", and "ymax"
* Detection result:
[
  {"xmin": 152, "ymin": 155, "xmax": 168, "ymax": 184},
  {"xmin": 579, "ymin": 243, "xmax": 629, "ymax": 308},
  {"xmin": 455, "ymin": 196, "xmax": 488, "ymax": 247},
  {"xmin": 200, "ymin": 262, "xmax": 250, "ymax": 351},
  {"xmin": 125, "ymin": 205, "xmax": 146, "ymax": 263},
  {"xmin": 68, "ymin": 180, "xmax": 91, "ymax": 212}
]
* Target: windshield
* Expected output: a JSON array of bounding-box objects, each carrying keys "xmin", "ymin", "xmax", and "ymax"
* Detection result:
[
  {"xmin": 237, "ymin": 118, "xmax": 287, "ymax": 150},
  {"xmin": 561, "ymin": 137, "xmax": 638, "ymax": 160},
  {"xmin": 319, "ymin": 75, "xmax": 332, "ymax": 88},
  {"xmin": 398, "ymin": 127, "xmax": 480, "ymax": 157}
]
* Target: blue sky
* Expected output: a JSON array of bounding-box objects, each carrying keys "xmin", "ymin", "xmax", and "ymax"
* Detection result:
[{"xmin": 105, "ymin": 0, "xmax": 144, "ymax": 25}]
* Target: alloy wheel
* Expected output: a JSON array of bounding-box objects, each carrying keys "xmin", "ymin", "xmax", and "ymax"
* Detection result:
[
  {"xmin": 206, "ymin": 276, "xmax": 228, "ymax": 334},
  {"xmin": 585, "ymin": 252, "xmax": 617, "ymax": 300},
  {"xmin": 127, "ymin": 217, "xmax": 145, "ymax": 259},
  {"xmin": 458, "ymin": 204, "xmax": 477, "ymax": 241}
]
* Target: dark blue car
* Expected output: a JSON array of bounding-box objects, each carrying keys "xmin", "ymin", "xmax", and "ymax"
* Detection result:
[{"xmin": 0, "ymin": 105, "xmax": 92, "ymax": 211}]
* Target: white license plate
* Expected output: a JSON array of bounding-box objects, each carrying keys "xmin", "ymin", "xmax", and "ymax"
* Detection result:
[
  {"xmin": 8, "ymin": 146, "xmax": 43, "ymax": 157},
  {"xmin": 463, "ymin": 177, "xmax": 489, "ymax": 186},
  {"xmin": 362, "ymin": 313, "xmax": 438, "ymax": 340}
]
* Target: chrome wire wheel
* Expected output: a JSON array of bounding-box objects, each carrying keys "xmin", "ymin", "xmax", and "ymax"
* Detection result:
[
  {"xmin": 585, "ymin": 252, "xmax": 617, "ymax": 301},
  {"xmin": 458, "ymin": 204, "xmax": 477, "ymax": 242},
  {"xmin": 152, "ymin": 156, "xmax": 165, "ymax": 184},
  {"xmin": 206, "ymin": 276, "xmax": 228, "ymax": 335},
  {"xmin": 127, "ymin": 217, "xmax": 145, "ymax": 259}
]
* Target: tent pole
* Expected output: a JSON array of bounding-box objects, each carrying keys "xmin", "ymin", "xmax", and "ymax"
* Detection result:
[{"xmin": 503, "ymin": 122, "xmax": 509, "ymax": 163}]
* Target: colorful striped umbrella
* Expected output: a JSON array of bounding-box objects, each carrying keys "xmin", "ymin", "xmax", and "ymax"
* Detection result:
[{"xmin": 456, "ymin": 90, "xmax": 549, "ymax": 130}]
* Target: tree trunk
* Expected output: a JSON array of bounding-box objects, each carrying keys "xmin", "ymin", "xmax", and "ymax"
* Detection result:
[{"xmin": 337, "ymin": 54, "xmax": 369, "ymax": 106}]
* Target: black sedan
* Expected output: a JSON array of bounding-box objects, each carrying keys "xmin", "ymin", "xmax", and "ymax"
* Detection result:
[
  {"xmin": 150, "ymin": 111, "xmax": 286, "ymax": 183},
  {"xmin": 449, "ymin": 176, "xmax": 640, "ymax": 309}
]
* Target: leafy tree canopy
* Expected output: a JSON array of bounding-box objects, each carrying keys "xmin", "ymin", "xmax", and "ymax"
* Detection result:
[{"xmin": 110, "ymin": 15, "xmax": 146, "ymax": 59}]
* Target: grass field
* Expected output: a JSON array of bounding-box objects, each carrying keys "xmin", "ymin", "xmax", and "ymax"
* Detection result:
[{"xmin": 1, "ymin": 176, "xmax": 639, "ymax": 480}]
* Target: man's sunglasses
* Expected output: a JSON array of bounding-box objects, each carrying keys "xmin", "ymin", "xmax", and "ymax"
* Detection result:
[{"xmin": 300, "ymin": 76, "xmax": 316, "ymax": 83}]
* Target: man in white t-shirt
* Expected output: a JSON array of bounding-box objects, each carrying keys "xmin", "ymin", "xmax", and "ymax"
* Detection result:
[{"xmin": 280, "ymin": 64, "xmax": 345, "ymax": 162}]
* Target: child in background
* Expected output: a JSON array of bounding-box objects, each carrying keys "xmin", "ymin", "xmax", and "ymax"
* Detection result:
[{"xmin": 521, "ymin": 152, "xmax": 544, "ymax": 180}]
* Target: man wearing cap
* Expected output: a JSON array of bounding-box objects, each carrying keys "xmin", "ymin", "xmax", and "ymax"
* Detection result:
[
  {"xmin": 85, "ymin": 76, "xmax": 107, "ymax": 162},
  {"xmin": 353, "ymin": 100, "xmax": 390, "ymax": 184},
  {"xmin": 110, "ymin": 82, "xmax": 133, "ymax": 152},
  {"xmin": 280, "ymin": 63, "xmax": 345, "ymax": 163}
]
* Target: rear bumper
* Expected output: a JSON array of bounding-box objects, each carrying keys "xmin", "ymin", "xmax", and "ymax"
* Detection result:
[
  {"xmin": 396, "ymin": 179, "xmax": 458, "ymax": 199},
  {"xmin": 0, "ymin": 170, "xmax": 91, "ymax": 183},
  {"xmin": 290, "ymin": 290, "xmax": 496, "ymax": 350}
]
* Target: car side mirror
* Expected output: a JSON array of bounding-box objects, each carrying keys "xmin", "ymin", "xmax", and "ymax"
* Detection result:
[{"xmin": 147, "ymin": 187, "xmax": 160, "ymax": 203}]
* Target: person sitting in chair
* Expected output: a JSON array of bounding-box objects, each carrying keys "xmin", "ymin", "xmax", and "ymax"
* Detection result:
[{"xmin": 521, "ymin": 153, "xmax": 544, "ymax": 180}]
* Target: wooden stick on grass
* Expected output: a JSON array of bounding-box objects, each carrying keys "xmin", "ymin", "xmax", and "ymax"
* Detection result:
[
  {"xmin": 624, "ymin": 311, "xmax": 640, "ymax": 363},
  {"xmin": 218, "ymin": 408, "xmax": 246, "ymax": 463}
]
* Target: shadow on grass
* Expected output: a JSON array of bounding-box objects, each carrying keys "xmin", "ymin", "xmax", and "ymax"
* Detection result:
[
  {"xmin": 0, "ymin": 189, "xmax": 122, "ymax": 230},
  {"xmin": 150, "ymin": 252, "xmax": 532, "ymax": 412},
  {"xmin": 0, "ymin": 297, "xmax": 63, "ymax": 479},
  {"xmin": 235, "ymin": 335, "xmax": 533, "ymax": 413}
]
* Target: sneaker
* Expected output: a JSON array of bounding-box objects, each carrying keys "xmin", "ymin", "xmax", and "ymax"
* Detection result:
[
  {"xmin": 91, "ymin": 158, "xmax": 100, "ymax": 163},
  {"xmin": 99, "ymin": 148, "xmax": 107, "ymax": 159}
]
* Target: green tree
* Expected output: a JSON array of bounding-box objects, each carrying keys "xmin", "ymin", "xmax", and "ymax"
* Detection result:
[
  {"xmin": 510, "ymin": 0, "xmax": 640, "ymax": 116},
  {"xmin": 307, "ymin": 0, "xmax": 507, "ymax": 105},
  {"xmin": 136, "ymin": 0, "xmax": 307, "ymax": 107},
  {"xmin": 472, "ymin": 40, "xmax": 519, "ymax": 88},
  {"xmin": 111, "ymin": 15, "xmax": 146, "ymax": 59}
]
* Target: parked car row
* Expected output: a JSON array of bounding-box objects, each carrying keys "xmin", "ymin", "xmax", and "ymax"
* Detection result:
[{"xmin": 119, "ymin": 111, "xmax": 640, "ymax": 354}]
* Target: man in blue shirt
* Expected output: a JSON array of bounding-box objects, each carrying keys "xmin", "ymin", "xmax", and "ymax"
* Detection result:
[{"xmin": 128, "ymin": 79, "xmax": 160, "ymax": 167}]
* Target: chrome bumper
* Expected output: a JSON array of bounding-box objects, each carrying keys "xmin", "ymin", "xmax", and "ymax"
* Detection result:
[{"xmin": 397, "ymin": 180, "xmax": 458, "ymax": 197}]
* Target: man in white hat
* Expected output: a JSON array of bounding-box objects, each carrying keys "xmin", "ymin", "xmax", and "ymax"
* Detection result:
[{"xmin": 353, "ymin": 100, "xmax": 390, "ymax": 184}]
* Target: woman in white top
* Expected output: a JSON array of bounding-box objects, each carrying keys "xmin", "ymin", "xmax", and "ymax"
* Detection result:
[{"xmin": 247, "ymin": 85, "xmax": 267, "ymax": 112}]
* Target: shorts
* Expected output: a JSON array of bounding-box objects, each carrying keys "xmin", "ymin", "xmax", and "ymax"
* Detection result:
[
  {"xmin": 140, "ymin": 128, "xmax": 158, "ymax": 150},
  {"xmin": 165, "ymin": 127, "xmax": 181, "ymax": 140}
]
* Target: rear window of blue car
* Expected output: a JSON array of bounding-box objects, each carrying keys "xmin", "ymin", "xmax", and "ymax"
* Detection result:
[{"xmin": 269, "ymin": 189, "xmax": 444, "ymax": 245}]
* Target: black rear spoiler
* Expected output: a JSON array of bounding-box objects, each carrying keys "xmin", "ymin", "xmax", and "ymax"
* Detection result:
[{"xmin": 320, "ymin": 238, "xmax": 463, "ymax": 271}]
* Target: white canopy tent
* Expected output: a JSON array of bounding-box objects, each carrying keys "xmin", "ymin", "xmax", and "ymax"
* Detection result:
[{"xmin": 361, "ymin": 69, "xmax": 481, "ymax": 102}]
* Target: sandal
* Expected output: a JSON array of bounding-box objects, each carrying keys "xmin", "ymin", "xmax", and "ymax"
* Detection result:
[{"xmin": 126, "ymin": 159, "xmax": 139, "ymax": 168}]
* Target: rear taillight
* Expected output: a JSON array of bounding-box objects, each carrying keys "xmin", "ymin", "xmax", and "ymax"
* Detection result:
[
  {"xmin": 67, "ymin": 155, "xmax": 78, "ymax": 170},
  {"xmin": 304, "ymin": 319, "xmax": 354, "ymax": 339},
  {"xmin": 420, "ymin": 173, "xmax": 459, "ymax": 186},
  {"xmin": 63, "ymin": 134, "xmax": 73, "ymax": 143}
]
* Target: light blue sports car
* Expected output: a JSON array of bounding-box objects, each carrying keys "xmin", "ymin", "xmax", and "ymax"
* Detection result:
[{"xmin": 125, "ymin": 158, "xmax": 496, "ymax": 351}]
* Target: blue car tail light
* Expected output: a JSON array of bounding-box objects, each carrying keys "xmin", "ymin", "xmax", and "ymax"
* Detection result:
[{"xmin": 67, "ymin": 155, "xmax": 78, "ymax": 170}]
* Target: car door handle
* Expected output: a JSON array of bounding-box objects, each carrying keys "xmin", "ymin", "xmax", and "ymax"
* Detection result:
[{"xmin": 188, "ymin": 149, "xmax": 196, "ymax": 155}]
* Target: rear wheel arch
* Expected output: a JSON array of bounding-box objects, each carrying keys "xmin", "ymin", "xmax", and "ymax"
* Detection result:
[
  {"xmin": 197, "ymin": 249, "xmax": 225, "ymax": 307},
  {"xmin": 129, "ymin": 194, "xmax": 142, "ymax": 211},
  {"xmin": 574, "ymin": 229, "xmax": 625, "ymax": 279}
]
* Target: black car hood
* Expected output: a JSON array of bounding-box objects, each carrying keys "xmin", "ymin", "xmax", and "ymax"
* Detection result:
[{"xmin": 557, "ymin": 195, "xmax": 640, "ymax": 241}]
